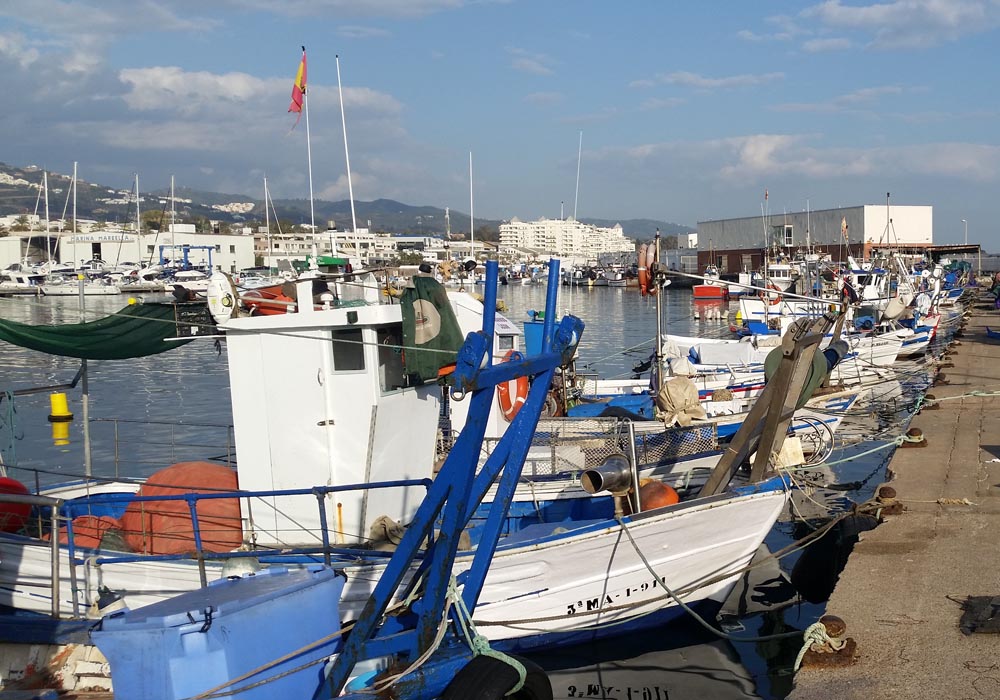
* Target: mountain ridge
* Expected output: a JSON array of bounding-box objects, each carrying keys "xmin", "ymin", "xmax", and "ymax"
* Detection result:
[{"xmin": 0, "ymin": 161, "xmax": 694, "ymax": 240}]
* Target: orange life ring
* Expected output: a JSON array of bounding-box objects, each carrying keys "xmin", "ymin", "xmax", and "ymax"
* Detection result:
[
  {"xmin": 497, "ymin": 349, "xmax": 529, "ymax": 421},
  {"xmin": 758, "ymin": 283, "xmax": 782, "ymax": 306}
]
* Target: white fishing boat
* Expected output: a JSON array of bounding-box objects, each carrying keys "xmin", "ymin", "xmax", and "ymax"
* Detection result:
[{"xmin": 0, "ymin": 264, "xmax": 795, "ymax": 683}]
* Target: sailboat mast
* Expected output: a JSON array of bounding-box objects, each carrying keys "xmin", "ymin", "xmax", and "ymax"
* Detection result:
[
  {"xmin": 72, "ymin": 161, "xmax": 78, "ymax": 265},
  {"xmin": 573, "ymin": 130, "xmax": 582, "ymax": 221},
  {"xmin": 72, "ymin": 162, "xmax": 77, "ymax": 236},
  {"xmin": 336, "ymin": 55, "xmax": 358, "ymax": 260},
  {"xmin": 469, "ymin": 151, "xmax": 475, "ymax": 266},
  {"xmin": 170, "ymin": 175, "xmax": 176, "ymax": 264},
  {"xmin": 806, "ymin": 198, "xmax": 810, "ymax": 252},
  {"xmin": 654, "ymin": 229, "xmax": 663, "ymax": 395},
  {"xmin": 264, "ymin": 177, "xmax": 272, "ymax": 265},
  {"xmin": 43, "ymin": 171, "xmax": 51, "ymax": 264},
  {"xmin": 135, "ymin": 174, "xmax": 140, "ymax": 235}
]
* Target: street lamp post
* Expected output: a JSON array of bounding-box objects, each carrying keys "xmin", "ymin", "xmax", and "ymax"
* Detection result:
[{"xmin": 962, "ymin": 219, "xmax": 968, "ymax": 245}]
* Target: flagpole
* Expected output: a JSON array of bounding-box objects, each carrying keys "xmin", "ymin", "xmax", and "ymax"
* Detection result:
[
  {"xmin": 303, "ymin": 72, "xmax": 316, "ymax": 238},
  {"xmin": 336, "ymin": 54, "xmax": 358, "ymax": 260}
]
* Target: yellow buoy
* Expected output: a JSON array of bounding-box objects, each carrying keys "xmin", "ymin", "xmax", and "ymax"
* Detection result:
[{"xmin": 48, "ymin": 393, "xmax": 73, "ymax": 422}]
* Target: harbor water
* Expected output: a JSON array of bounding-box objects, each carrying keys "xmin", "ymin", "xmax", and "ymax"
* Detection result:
[{"xmin": 0, "ymin": 284, "xmax": 949, "ymax": 699}]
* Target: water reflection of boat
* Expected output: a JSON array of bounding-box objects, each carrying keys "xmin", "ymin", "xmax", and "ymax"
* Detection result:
[{"xmin": 527, "ymin": 624, "xmax": 759, "ymax": 700}]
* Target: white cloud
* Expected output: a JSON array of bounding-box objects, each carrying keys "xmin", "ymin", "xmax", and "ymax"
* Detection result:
[
  {"xmin": 802, "ymin": 0, "xmax": 1000, "ymax": 49},
  {"xmin": 0, "ymin": 32, "xmax": 40, "ymax": 68},
  {"xmin": 220, "ymin": 0, "xmax": 466, "ymax": 18},
  {"xmin": 336, "ymin": 25, "xmax": 392, "ymax": 39},
  {"xmin": 802, "ymin": 37, "xmax": 853, "ymax": 52},
  {"xmin": 639, "ymin": 97, "xmax": 685, "ymax": 111},
  {"xmin": 587, "ymin": 133, "xmax": 1000, "ymax": 184},
  {"xmin": 773, "ymin": 85, "xmax": 906, "ymax": 112},
  {"xmin": 524, "ymin": 92, "xmax": 564, "ymax": 106},
  {"xmin": 656, "ymin": 71, "xmax": 784, "ymax": 89},
  {"xmin": 316, "ymin": 172, "xmax": 379, "ymax": 200},
  {"xmin": 507, "ymin": 47, "xmax": 555, "ymax": 76},
  {"xmin": 737, "ymin": 13, "xmax": 808, "ymax": 42}
]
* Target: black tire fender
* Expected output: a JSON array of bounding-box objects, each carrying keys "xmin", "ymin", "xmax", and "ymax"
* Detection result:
[{"xmin": 441, "ymin": 654, "xmax": 552, "ymax": 700}]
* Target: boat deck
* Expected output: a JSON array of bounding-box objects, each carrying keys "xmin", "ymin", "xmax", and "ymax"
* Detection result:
[{"xmin": 790, "ymin": 297, "xmax": 1000, "ymax": 700}]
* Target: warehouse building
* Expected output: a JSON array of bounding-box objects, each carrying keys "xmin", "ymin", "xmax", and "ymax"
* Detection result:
[{"xmin": 695, "ymin": 204, "xmax": 933, "ymax": 273}]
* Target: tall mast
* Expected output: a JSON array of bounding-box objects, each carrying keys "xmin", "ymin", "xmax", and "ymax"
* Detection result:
[
  {"xmin": 43, "ymin": 171, "xmax": 51, "ymax": 264},
  {"xmin": 573, "ymin": 130, "xmax": 583, "ymax": 221},
  {"xmin": 170, "ymin": 175, "xmax": 176, "ymax": 261},
  {"xmin": 654, "ymin": 229, "xmax": 663, "ymax": 395},
  {"xmin": 806, "ymin": 198, "xmax": 810, "ymax": 252},
  {"xmin": 135, "ymin": 174, "xmax": 140, "ymax": 234},
  {"xmin": 264, "ymin": 176, "xmax": 272, "ymax": 265},
  {"xmin": 72, "ymin": 162, "xmax": 77, "ymax": 236},
  {"xmin": 469, "ymin": 151, "xmax": 474, "ymax": 264},
  {"xmin": 72, "ymin": 162, "xmax": 78, "ymax": 265},
  {"xmin": 336, "ymin": 54, "xmax": 357, "ymax": 259}
]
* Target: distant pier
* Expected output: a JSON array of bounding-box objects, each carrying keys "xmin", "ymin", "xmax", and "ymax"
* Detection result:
[{"xmin": 790, "ymin": 295, "xmax": 1000, "ymax": 699}]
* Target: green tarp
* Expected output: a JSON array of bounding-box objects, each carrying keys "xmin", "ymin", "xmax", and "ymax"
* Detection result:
[
  {"xmin": 400, "ymin": 276, "xmax": 465, "ymax": 383},
  {"xmin": 0, "ymin": 303, "xmax": 190, "ymax": 360}
]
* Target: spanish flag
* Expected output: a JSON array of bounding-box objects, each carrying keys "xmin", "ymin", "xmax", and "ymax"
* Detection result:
[{"xmin": 288, "ymin": 47, "xmax": 307, "ymax": 126}]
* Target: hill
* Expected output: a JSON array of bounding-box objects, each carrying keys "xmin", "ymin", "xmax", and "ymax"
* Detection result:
[{"xmin": 0, "ymin": 161, "xmax": 693, "ymax": 239}]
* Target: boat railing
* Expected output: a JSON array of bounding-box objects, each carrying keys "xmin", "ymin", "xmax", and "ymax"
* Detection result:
[
  {"xmin": 0, "ymin": 477, "xmax": 432, "ymax": 620},
  {"xmin": 482, "ymin": 417, "xmax": 719, "ymax": 478},
  {"xmin": 88, "ymin": 417, "xmax": 236, "ymax": 478}
]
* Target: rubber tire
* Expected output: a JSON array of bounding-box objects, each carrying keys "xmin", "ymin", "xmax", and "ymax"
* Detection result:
[{"xmin": 441, "ymin": 654, "xmax": 552, "ymax": 700}]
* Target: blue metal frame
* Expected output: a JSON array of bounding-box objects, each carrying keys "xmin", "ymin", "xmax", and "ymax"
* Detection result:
[{"xmin": 322, "ymin": 259, "xmax": 585, "ymax": 697}]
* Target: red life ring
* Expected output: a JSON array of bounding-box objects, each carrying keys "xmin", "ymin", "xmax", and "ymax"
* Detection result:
[
  {"xmin": 758, "ymin": 283, "xmax": 782, "ymax": 306},
  {"xmin": 497, "ymin": 349, "xmax": 529, "ymax": 421}
]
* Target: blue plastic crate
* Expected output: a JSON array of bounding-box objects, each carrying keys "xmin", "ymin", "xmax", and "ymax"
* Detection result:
[{"xmin": 92, "ymin": 566, "xmax": 344, "ymax": 700}]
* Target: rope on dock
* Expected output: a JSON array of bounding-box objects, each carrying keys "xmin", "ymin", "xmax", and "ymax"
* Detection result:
[{"xmin": 793, "ymin": 621, "xmax": 847, "ymax": 671}]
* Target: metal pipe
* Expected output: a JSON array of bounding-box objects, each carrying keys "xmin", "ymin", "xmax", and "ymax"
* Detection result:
[
  {"xmin": 541, "ymin": 259, "xmax": 560, "ymax": 353},
  {"xmin": 483, "ymin": 260, "xmax": 498, "ymax": 362}
]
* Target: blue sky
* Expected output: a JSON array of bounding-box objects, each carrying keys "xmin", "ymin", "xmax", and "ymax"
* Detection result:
[{"xmin": 1, "ymin": 1, "xmax": 998, "ymax": 245}]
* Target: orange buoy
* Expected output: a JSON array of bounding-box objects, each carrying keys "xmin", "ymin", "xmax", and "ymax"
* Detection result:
[
  {"xmin": 638, "ymin": 478, "xmax": 680, "ymax": 511},
  {"xmin": 497, "ymin": 349, "xmax": 529, "ymax": 421}
]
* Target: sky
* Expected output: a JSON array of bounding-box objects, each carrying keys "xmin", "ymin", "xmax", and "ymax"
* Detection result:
[{"xmin": 1, "ymin": 0, "xmax": 999, "ymax": 245}]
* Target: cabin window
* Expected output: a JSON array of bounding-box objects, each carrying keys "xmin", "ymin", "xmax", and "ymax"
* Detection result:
[
  {"xmin": 497, "ymin": 335, "xmax": 514, "ymax": 351},
  {"xmin": 377, "ymin": 326, "xmax": 406, "ymax": 392},
  {"xmin": 784, "ymin": 225, "xmax": 793, "ymax": 247},
  {"xmin": 331, "ymin": 328, "xmax": 365, "ymax": 371}
]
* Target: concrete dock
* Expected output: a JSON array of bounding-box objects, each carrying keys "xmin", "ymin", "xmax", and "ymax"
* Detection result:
[{"xmin": 790, "ymin": 301, "xmax": 1000, "ymax": 700}]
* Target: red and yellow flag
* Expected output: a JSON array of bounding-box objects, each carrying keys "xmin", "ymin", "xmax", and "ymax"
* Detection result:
[{"xmin": 288, "ymin": 47, "xmax": 307, "ymax": 125}]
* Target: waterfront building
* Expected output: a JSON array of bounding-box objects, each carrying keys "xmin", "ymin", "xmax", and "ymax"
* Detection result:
[
  {"xmin": 696, "ymin": 204, "xmax": 933, "ymax": 272},
  {"xmin": 498, "ymin": 217, "xmax": 634, "ymax": 265},
  {"xmin": 56, "ymin": 224, "xmax": 255, "ymax": 272}
]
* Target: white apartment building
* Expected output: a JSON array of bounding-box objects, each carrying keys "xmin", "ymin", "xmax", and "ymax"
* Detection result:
[{"xmin": 498, "ymin": 217, "xmax": 634, "ymax": 264}]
